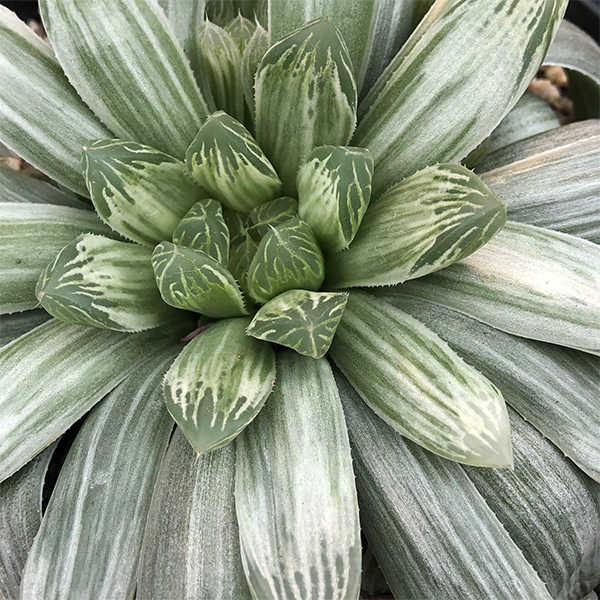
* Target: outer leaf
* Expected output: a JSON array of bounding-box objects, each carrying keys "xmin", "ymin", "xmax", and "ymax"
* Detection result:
[
  {"xmin": 20, "ymin": 349, "xmax": 178, "ymax": 600},
  {"xmin": 330, "ymin": 292, "xmax": 512, "ymax": 468},
  {"xmin": 0, "ymin": 7, "xmax": 111, "ymax": 196},
  {"xmin": 255, "ymin": 18, "xmax": 357, "ymax": 195},
  {"xmin": 151, "ymin": 241, "xmax": 248, "ymax": 318},
  {"xmin": 325, "ymin": 164, "xmax": 506, "ymax": 289},
  {"xmin": 40, "ymin": 0, "xmax": 209, "ymax": 159},
  {"xmin": 137, "ymin": 431, "xmax": 251, "ymax": 600},
  {"xmin": 248, "ymin": 196, "xmax": 298, "ymax": 239},
  {"xmin": 479, "ymin": 121, "xmax": 600, "ymax": 243},
  {"xmin": 0, "ymin": 203, "xmax": 112, "ymax": 314},
  {"xmin": 163, "ymin": 317, "xmax": 276, "ymax": 454},
  {"xmin": 235, "ymin": 351, "xmax": 361, "ymax": 600},
  {"xmin": 354, "ymin": 0, "xmax": 568, "ymax": 196},
  {"xmin": 241, "ymin": 23, "xmax": 269, "ymax": 117},
  {"xmin": 0, "ymin": 315, "xmax": 195, "ymax": 483},
  {"xmin": 247, "ymin": 289, "xmax": 348, "ymax": 359},
  {"xmin": 0, "ymin": 310, "xmax": 51, "ymax": 347},
  {"xmin": 385, "ymin": 222, "xmax": 600, "ymax": 354},
  {"xmin": 36, "ymin": 234, "xmax": 177, "ymax": 332},
  {"xmin": 82, "ymin": 139, "xmax": 207, "ymax": 247},
  {"xmin": 336, "ymin": 370, "xmax": 553, "ymax": 600}
]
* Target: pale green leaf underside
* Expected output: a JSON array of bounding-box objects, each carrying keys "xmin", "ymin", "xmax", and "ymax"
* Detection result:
[
  {"xmin": 0, "ymin": 310, "xmax": 51, "ymax": 348},
  {"xmin": 330, "ymin": 292, "xmax": 512, "ymax": 468},
  {"xmin": 163, "ymin": 318, "xmax": 276, "ymax": 455},
  {"xmin": 235, "ymin": 351, "xmax": 361, "ymax": 600}
]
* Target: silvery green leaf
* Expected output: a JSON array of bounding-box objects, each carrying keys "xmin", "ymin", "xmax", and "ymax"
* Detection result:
[
  {"xmin": 37, "ymin": 234, "xmax": 177, "ymax": 332},
  {"xmin": 20, "ymin": 349, "xmax": 177, "ymax": 600},
  {"xmin": 325, "ymin": 164, "xmax": 506, "ymax": 289},
  {"xmin": 0, "ymin": 310, "xmax": 51, "ymax": 347},
  {"xmin": 186, "ymin": 111, "xmax": 282, "ymax": 211},
  {"xmin": 0, "ymin": 315, "xmax": 195, "ymax": 483},
  {"xmin": 0, "ymin": 142, "xmax": 16, "ymax": 158},
  {"xmin": 330, "ymin": 292, "xmax": 512, "ymax": 468},
  {"xmin": 479, "ymin": 121, "xmax": 600, "ymax": 243},
  {"xmin": 164, "ymin": 317, "xmax": 275, "ymax": 454},
  {"xmin": 82, "ymin": 139, "xmax": 207, "ymax": 247},
  {"xmin": 172, "ymin": 199, "xmax": 230, "ymax": 265},
  {"xmin": 152, "ymin": 241, "xmax": 248, "ymax": 318},
  {"xmin": 488, "ymin": 93, "xmax": 560, "ymax": 154},
  {"xmin": 235, "ymin": 351, "xmax": 361, "ymax": 600},
  {"xmin": 255, "ymin": 18, "xmax": 357, "ymax": 195},
  {"xmin": 248, "ymin": 196, "xmax": 298, "ymax": 239},
  {"xmin": 297, "ymin": 145, "xmax": 373, "ymax": 254},
  {"xmin": 246, "ymin": 217, "xmax": 325, "ymax": 304},
  {"xmin": 0, "ymin": 203, "xmax": 113, "ymax": 314},
  {"xmin": 241, "ymin": 23, "xmax": 269, "ymax": 117},
  {"xmin": 336, "ymin": 371, "xmax": 553, "ymax": 600},
  {"xmin": 228, "ymin": 232, "xmax": 259, "ymax": 301},
  {"xmin": 354, "ymin": 0, "xmax": 568, "ymax": 196},
  {"xmin": 225, "ymin": 14, "xmax": 256, "ymax": 53},
  {"xmin": 385, "ymin": 222, "xmax": 600, "ymax": 355},
  {"xmin": 247, "ymin": 289, "xmax": 348, "ymax": 359},
  {"xmin": 137, "ymin": 431, "xmax": 251, "ymax": 600},
  {"xmin": 40, "ymin": 0, "xmax": 209, "ymax": 159},
  {"xmin": 0, "ymin": 7, "xmax": 111, "ymax": 196}
]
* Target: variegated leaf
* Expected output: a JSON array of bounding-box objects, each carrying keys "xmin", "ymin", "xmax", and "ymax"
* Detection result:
[
  {"xmin": 0, "ymin": 7, "xmax": 111, "ymax": 196},
  {"xmin": 186, "ymin": 111, "xmax": 282, "ymax": 211},
  {"xmin": 325, "ymin": 164, "xmax": 506, "ymax": 289},
  {"xmin": 297, "ymin": 145, "xmax": 373, "ymax": 254},
  {"xmin": 82, "ymin": 139, "xmax": 207, "ymax": 247},
  {"xmin": 384, "ymin": 222, "xmax": 600, "ymax": 355},
  {"xmin": 255, "ymin": 18, "xmax": 357, "ymax": 195},
  {"xmin": 0, "ymin": 311, "xmax": 51, "ymax": 348},
  {"xmin": 36, "ymin": 234, "xmax": 177, "ymax": 332},
  {"xmin": 152, "ymin": 241, "xmax": 248, "ymax": 318},
  {"xmin": 207, "ymin": 0, "xmax": 267, "ymax": 28},
  {"xmin": 247, "ymin": 289, "xmax": 348, "ymax": 359},
  {"xmin": 172, "ymin": 199, "xmax": 230, "ymax": 265},
  {"xmin": 224, "ymin": 208, "xmax": 251, "ymax": 246},
  {"xmin": 241, "ymin": 23, "xmax": 269, "ymax": 117},
  {"xmin": 330, "ymin": 292, "xmax": 512, "ymax": 467},
  {"xmin": 40, "ymin": 0, "xmax": 209, "ymax": 159},
  {"xmin": 247, "ymin": 217, "xmax": 325, "ymax": 304},
  {"xmin": 235, "ymin": 351, "xmax": 361, "ymax": 600},
  {"xmin": 228, "ymin": 232, "xmax": 259, "ymax": 302},
  {"xmin": 225, "ymin": 14, "xmax": 256, "ymax": 53},
  {"xmin": 354, "ymin": 0, "xmax": 568, "ymax": 196},
  {"xmin": 248, "ymin": 196, "xmax": 298, "ymax": 239},
  {"xmin": 164, "ymin": 318, "xmax": 276, "ymax": 454},
  {"xmin": 1, "ymin": 203, "xmax": 112, "ymax": 314}
]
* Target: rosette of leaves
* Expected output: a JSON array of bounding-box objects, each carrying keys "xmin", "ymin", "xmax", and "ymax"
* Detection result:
[{"xmin": 1, "ymin": 1, "xmax": 600, "ymax": 599}]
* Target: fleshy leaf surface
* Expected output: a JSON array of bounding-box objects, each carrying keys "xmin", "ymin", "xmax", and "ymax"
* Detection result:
[
  {"xmin": 248, "ymin": 196, "xmax": 298, "ymax": 239},
  {"xmin": 241, "ymin": 23, "xmax": 269, "ymax": 118},
  {"xmin": 225, "ymin": 14, "xmax": 256, "ymax": 53},
  {"xmin": 0, "ymin": 311, "xmax": 51, "ymax": 348}
]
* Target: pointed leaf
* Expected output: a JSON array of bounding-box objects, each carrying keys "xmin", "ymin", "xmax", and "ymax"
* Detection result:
[
  {"xmin": 82, "ymin": 139, "xmax": 207, "ymax": 247},
  {"xmin": 354, "ymin": 0, "xmax": 568, "ymax": 196},
  {"xmin": 235, "ymin": 351, "xmax": 361, "ymax": 600},
  {"xmin": 152, "ymin": 241, "xmax": 248, "ymax": 318},
  {"xmin": 36, "ymin": 234, "xmax": 177, "ymax": 332},
  {"xmin": 225, "ymin": 14, "xmax": 256, "ymax": 53},
  {"xmin": 0, "ymin": 310, "xmax": 51, "ymax": 348},
  {"xmin": 297, "ymin": 145, "xmax": 374, "ymax": 254},
  {"xmin": 248, "ymin": 195, "xmax": 298, "ymax": 239},
  {"xmin": 206, "ymin": 0, "xmax": 267, "ymax": 28},
  {"xmin": 241, "ymin": 23, "xmax": 269, "ymax": 117},
  {"xmin": 40, "ymin": 0, "xmax": 209, "ymax": 158},
  {"xmin": 326, "ymin": 164, "xmax": 506, "ymax": 289},
  {"xmin": 255, "ymin": 18, "xmax": 357, "ymax": 194},
  {"xmin": 247, "ymin": 289, "xmax": 348, "ymax": 359},
  {"xmin": 330, "ymin": 292, "xmax": 512, "ymax": 467}
]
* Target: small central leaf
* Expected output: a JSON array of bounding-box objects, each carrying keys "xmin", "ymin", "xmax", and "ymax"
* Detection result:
[{"xmin": 248, "ymin": 196, "xmax": 298, "ymax": 239}]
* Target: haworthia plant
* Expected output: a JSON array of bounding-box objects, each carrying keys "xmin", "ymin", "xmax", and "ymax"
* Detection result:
[
  {"xmin": 241, "ymin": 23, "xmax": 269, "ymax": 117},
  {"xmin": 248, "ymin": 196, "xmax": 298, "ymax": 239},
  {"xmin": 0, "ymin": 310, "xmax": 51, "ymax": 348},
  {"xmin": 226, "ymin": 14, "xmax": 256, "ymax": 53}
]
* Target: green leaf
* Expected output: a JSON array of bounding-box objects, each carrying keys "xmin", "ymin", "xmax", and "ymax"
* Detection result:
[
  {"xmin": 297, "ymin": 145, "xmax": 374, "ymax": 254},
  {"xmin": 325, "ymin": 164, "xmax": 506, "ymax": 289},
  {"xmin": 0, "ymin": 7, "xmax": 111, "ymax": 196},
  {"xmin": 228, "ymin": 231, "xmax": 259, "ymax": 302},
  {"xmin": 152, "ymin": 241, "xmax": 248, "ymax": 318},
  {"xmin": 20, "ymin": 349, "xmax": 177, "ymax": 600},
  {"xmin": 172, "ymin": 199, "xmax": 230, "ymax": 265},
  {"xmin": 36, "ymin": 234, "xmax": 177, "ymax": 332},
  {"xmin": 255, "ymin": 18, "xmax": 357, "ymax": 195},
  {"xmin": 186, "ymin": 111, "xmax": 283, "ymax": 211},
  {"xmin": 354, "ymin": 0, "xmax": 568, "ymax": 196},
  {"xmin": 163, "ymin": 318, "xmax": 275, "ymax": 454},
  {"xmin": 137, "ymin": 431, "xmax": 251, "ymax": 600},
  {"xmin": 0, "ymin": 203, "xmax": 113, "ymax": 314},
  {"xmin": 0, "ymin": 315, "xmax": 194, "ymax": 483},
  {"xmin": 382, "ymin": 222, "xmax": 600, "ymax": 355},
  {"xmin": 248, "ymin": 195, "xmax": 298, "ymax": 239},
  {"xmin": 40, "ymin": 0, "xmax": 209, "ymax": 159},
  {"xmin": 330, "ymin": 292, "xmax": 512, "ymax": 468},
  {"xmin": 241, "ymin": 22, "xmax": 269, "ymax": 118},
  {"xmin": 207, "ymin": 0, "xmax": 267, "ymax": 28},
  {"xmin": 336, "ymin": 370, "xmax": 553, "ymax": 600},
  {"xmin": 247, "ymin": 289, "xmax": 348, "ymax": 359},
  {"xmin": 235, "ymin": 351, "xmax": 361, "ymax": 599},
  {"xmin": 0, "ymin": 310, "xmax": 51, "ymax": 348},
  {"xmin": 82, "ymin": 139, "xmax": 207, "ymax": 247},
  {"xmin": 246, "ymin": 217, "xmax": 325, "ymax": 304},
  {"xmin": 360, "ymin": 546, "xmax": 390, "ymax": 597},
  {"xmin": 225, "ymin": 14, "xmax": 256, "ymax": 53},
  {"xmin": 479, "ymin": 120, "xmax": 600, "ymax": 243}
]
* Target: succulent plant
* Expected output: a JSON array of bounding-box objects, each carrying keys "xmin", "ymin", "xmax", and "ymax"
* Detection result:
[{"xmin": 0, "ymin": 0, "xmax": 599, "ymax": 599}]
